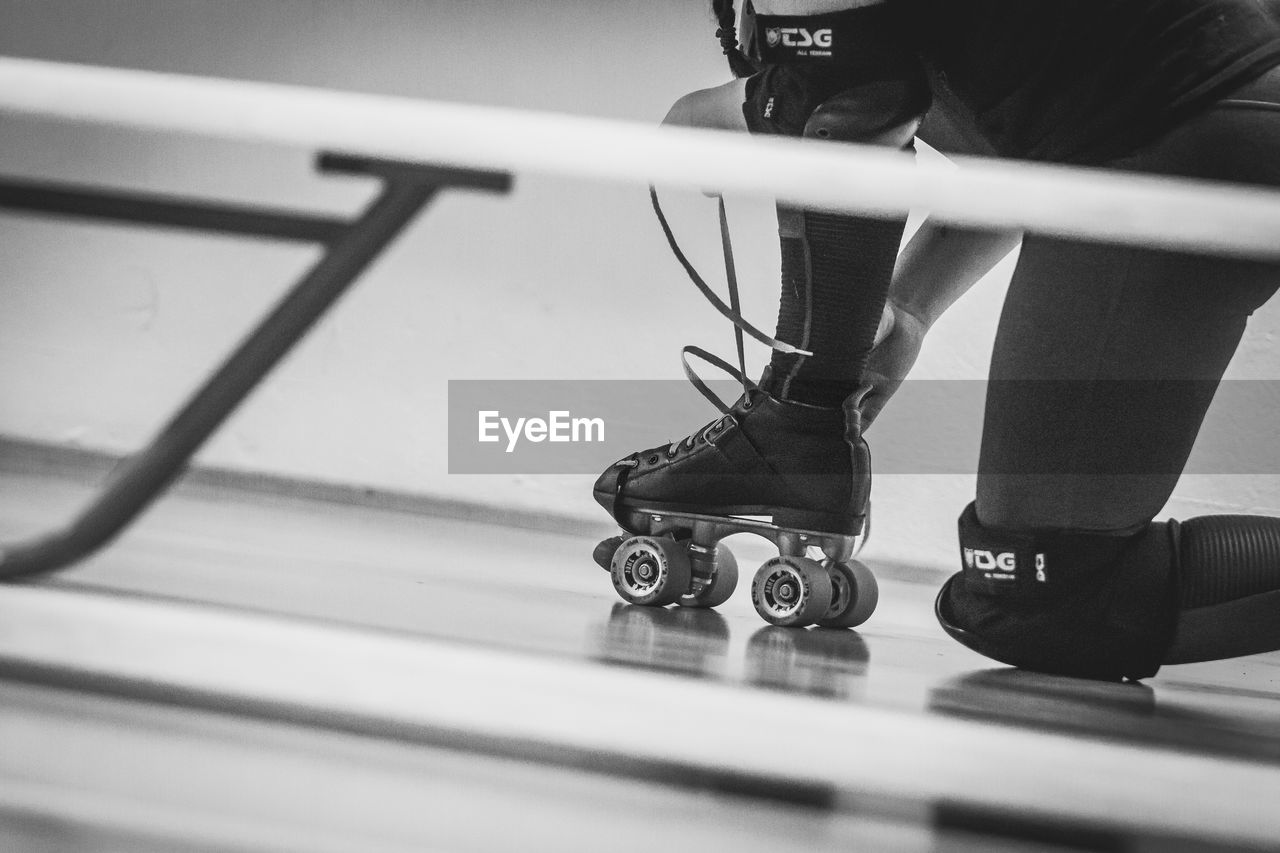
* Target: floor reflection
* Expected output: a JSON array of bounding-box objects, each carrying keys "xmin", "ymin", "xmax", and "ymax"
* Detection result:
[
  {"xmin": 589, "ymin": 604, "xmax": 731, "ymax": 679},
  {"xmin": 929, "ymin": 668, "xmax": 1280, "ymax": 764},
  {"xmin": 587, "ymin": 603, "xmax": 870, "ymax": 700},
  {"xmin": 588, "ymin": 605, "xmax": 1280, "ymax": 765},
  {"xmin": 744, "ymin": 627, "xmax": 869, "ymax": 700}
]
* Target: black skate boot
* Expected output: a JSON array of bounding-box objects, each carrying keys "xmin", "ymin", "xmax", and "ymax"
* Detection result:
[
  {"xmin": 594, "ymin": 378, "xmax": 868, "ymax": 536},
  {"xmin": 591, "ymin": 192, "xmax": 879, "ymax": 628},
  {"xmin": 593, "ymin": 372, "xmax": 876, "ymax": 628}
]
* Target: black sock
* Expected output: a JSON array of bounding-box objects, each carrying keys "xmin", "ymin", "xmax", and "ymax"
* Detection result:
[{"xmin": 768, "ymin": 206, "xmax": 905, "ymax": 407}]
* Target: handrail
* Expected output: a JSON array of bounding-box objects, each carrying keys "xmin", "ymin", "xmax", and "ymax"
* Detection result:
[{"xmin": 3, "ymin": 57, "xmax": 1280, "ymax": 259}]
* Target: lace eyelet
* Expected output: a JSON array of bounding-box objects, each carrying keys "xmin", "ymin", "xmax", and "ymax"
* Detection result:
[{"xmin": 648, "ymin": 454, "xmax": 660, "ymax": 465}]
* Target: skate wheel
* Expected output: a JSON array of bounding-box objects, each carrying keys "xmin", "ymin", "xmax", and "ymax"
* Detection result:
[
  {"xmin": 750, "ymin": 556, "xmax": 833, "ymax": 627},
  {"xmin": 610, "ymin": 536, "xmax": 691, "ymax": 607},
  {"xmin": 593, "ymin": 535, "xmax": 627, "ymax": 571},
  {"xmin": 817, "ymin": 559, "xmax": 879, "ymax": 629},
  {"xmin": 678, "ymin": 545, "xmax": 738, "ymax": 609}
]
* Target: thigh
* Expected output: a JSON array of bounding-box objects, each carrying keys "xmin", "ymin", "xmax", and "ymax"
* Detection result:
[{"xmin": 976, "ymin": 68, "xmax": 1280, "ymax": 531}]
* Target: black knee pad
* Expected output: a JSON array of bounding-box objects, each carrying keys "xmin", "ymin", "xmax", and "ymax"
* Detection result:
[
  {"xmin": 740, "ymin": 4, "xmax": 928, "ymax": 142},
  {"xmin": 801, "ymin": 80, "xmax": 928, "ymax": 149},
  {"xmin": 936, "ymin": 504, "xmax": 1180, "ymax": 681},
  {"xmin": 745, "ymin": 67, "xmax": 929, "ymax": 144}
]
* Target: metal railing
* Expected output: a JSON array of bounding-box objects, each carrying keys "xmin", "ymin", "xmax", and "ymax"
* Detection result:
[{"xmin": 0, "ymin": 153, "xmax": 510, "ymax": 578}]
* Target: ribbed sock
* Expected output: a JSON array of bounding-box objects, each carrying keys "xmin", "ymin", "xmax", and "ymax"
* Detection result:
[{"xmin": 768, "ymin": 207, "xmax": 905, "ymax": 407}]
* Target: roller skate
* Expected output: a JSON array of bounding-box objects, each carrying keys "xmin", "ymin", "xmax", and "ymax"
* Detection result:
[
  {"xmin": 592, "ymin": 373, "xmax": 877, "ymax": 628},
  {"xmin": 594, "ymin": 190, "xmax": 879, "ymax": 627}
]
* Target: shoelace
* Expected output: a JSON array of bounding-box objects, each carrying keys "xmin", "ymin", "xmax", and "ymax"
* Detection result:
[
  {"xmin": 648, "ymin": 187, "xmax": 812, "ymax": 415},
  {"xmin": 663, "ymin": 413, "xmax": 736, "ymax": 461},
  {"xmin": 611, "ymin": 188, "xmax": 815, "ymax": 468}
]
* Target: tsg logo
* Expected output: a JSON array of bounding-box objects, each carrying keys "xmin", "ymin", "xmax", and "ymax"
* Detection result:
[
  {"xmin": 963, "ymin": 549, "xmax": 1049, "ymax": 583},
  {"xmin": 963, "ymin": 548, "xmax": 1018, "ymax": 573},
  {"xmin": 765, "ymin": 27, "xmax": 834, "ymax": 49}
]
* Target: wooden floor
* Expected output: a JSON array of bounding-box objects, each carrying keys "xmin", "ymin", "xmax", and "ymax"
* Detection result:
[{"xmin": 1, "ymin": 450, "xmax": 1278, "ymax": 852}]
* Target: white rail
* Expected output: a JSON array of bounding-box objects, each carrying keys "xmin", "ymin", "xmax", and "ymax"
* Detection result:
[
  {"xmin": 0, "ymin": 585, "xmax": 1276, "ymax": 847},
  {"xmin": 2, "ymin": 57, "xmax": 1279, "ymax": 259}
]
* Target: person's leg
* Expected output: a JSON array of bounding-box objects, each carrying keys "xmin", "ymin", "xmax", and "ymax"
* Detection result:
[
  {"xmin": 976, "ymin": 234, "xmax": 1276, "ymax": 532},
  {"xmin": 741, "ymin": 1, "xmax": 926, "ymax": 405},
  {"xmin": 978, "ymin": 73, "xmax": 1280, "ymax": 531},
  {"xmin": 939, "ymin": 67, "xmax": 1280, "ymax": 678},
  {"xmin": 769, "ymin": 204, "xmax": 909, "ymax": 406},
  {"xmin": 598, "ymin": 3, "xmax": 928, "ymax": 533},
  {"xmin": 596, "ymin": 76, "xmax": 925, "ymax": 537},
  {"xmin": 595, "ymin": 3, "xmax": 927, "ymax": 626}
]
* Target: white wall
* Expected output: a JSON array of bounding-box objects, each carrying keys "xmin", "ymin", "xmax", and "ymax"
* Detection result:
[{"xmin": 2, "ymin": 0, "xmax": 1277, "ymax": 568}]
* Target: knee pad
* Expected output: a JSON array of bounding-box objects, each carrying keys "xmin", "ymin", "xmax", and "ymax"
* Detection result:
[
  {"xmin": 740, "ymin": 5, "xmax": 929, "ymax": 143},
  {"xmin": 746, "ymin": 69, "xmax": 930, "ymax": 145},
  {"xmin": 936, "ymin": 504, "xmax": 1180, "ymax": 681},
  {"xmin": 801, "ymin": 80, "xmax": 928, "ymax": 149}
]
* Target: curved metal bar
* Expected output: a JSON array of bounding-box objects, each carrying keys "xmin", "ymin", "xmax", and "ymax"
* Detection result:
[
  {"xmin": 0, "ymin": 179, "xmax": 350, "ymax": 243},
  {"xmin": 0, "ymin": 158, "xmax": 511, "ymax": 580}
]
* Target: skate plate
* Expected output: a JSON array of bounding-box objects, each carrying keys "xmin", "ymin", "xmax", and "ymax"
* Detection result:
[
  {"xmin": 594, "ymin": 505, "xmax": 876, "ymax": 629},
  {"xmin": 623, "ymin": 505, "xmax": 868, "ymax": 563}
]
